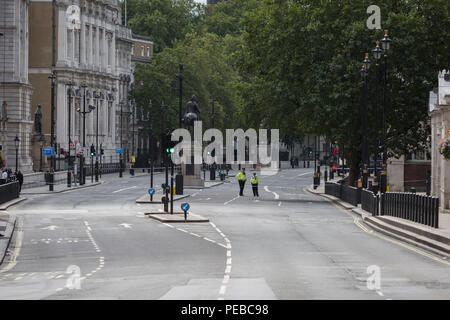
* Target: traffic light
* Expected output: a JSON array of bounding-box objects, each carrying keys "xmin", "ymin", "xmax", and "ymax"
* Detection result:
[
  {"xmin": 165, "ymin": 133, "xmax": 175, "ymax": 154},
  {"xmin": 90, "ymin": 144, "xmax": 95, "ymax": 157}
]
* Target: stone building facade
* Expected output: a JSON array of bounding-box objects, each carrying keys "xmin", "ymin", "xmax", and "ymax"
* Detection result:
[
  {"xmin": 26, "ymin": 0, "xmax": 141, "ymax": 171},
  {"xmin": 0, "ymin": 0, "xmax": 34, "ymax": 173},
  {"xmin": 430, "ymin": 71, "xmax": 450, "ymax": 212}
]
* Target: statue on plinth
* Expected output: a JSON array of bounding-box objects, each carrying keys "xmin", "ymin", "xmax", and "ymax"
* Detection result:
[
  {"xmin": 34, "ymin": 104, "xmax": 42, "ymax": 135},
  {"xmin": 182, "ymin": 95, "xmax": 200, "ymax": 127}
]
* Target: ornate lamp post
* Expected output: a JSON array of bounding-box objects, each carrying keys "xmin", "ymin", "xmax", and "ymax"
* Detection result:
[
  {"xmin": 380, "ymin": 30, "xmax": 392, "ymax": 193},
  {"xmin": 372, "ymin": 41, "xmax": 383, "ymax": 193},
  {"xmin": 360, "ymin": 53, "xmax": 371, "ymax": 189},
  {"xmin": 48, "ymin": 73, "xmax": 56, "ymax": 191},
  {"xmin": 14, "ymin": 135, "xmax": 20, "ymax": 172},
  {"xmin": 66, "ymin": 82, "xmax": 73, "ymax": 187}
]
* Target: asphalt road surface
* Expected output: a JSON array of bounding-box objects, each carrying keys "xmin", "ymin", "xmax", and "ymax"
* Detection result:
[{"xmin": 1, "ymin": 168, "xmax": 449, "ymax": 299}]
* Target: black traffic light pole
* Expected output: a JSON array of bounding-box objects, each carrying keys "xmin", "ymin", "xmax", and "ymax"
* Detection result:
[
  {"xmin": 66, "ymin": 82, "xmax": 73, "ymax": 188},
  {"xmin": 161, "ymin": 102, "xmax": 169, "ymax": 213},
  {"xmin": 170, "ymin": 156, "xmax": 174, "ymax": 214},
  {"xmin": 95, "ymin": 93, "xmax": 99, "ymax": 182},
  {"xmin": 91, "ymin": 144, "xmax": 94, "ymax": 183},
  {"xmin": 49, "ymin": 73, "xmax": 56, "ymax": 191},
  {"xmin": 148, "ymin": 101, "xmax": 154, "ymax": 201}
]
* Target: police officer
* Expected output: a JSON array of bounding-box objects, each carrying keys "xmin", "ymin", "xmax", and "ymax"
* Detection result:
[
  {"xmin": 237, "ymin": 168, "xmax": 247, "ymax": 196},
  {"xmin": 250, "ymin": 172, "xmax": 259, "ymax": 197}
]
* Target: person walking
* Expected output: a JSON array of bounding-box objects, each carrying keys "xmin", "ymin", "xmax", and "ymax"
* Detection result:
[
  {"xmin": 16, "ymin": 170, "xmax": 24, "ymax": 192},
  {"xmin": 237, "ymin": 168, "xmax": 247, "ymax": 196},
  {"xmin": 250, "ymin": 172, "xmax": 260, "ymax": 197}
]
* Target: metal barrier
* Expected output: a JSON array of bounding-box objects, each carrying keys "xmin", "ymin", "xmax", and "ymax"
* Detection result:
[
  {"xmin": 341, "ymin": 184, "xmax": 360, "ymax": 206},
  {"xmin": 361, "ymin": 189, "xmax": 379, "ymax": 216},
  {"xmin": 0, "ymin": 181, "xmax": 20, "ymax": 205},
  {"xmin": 381, "ymin": 192, "xmax": 439, "ymax": 228},
  {"xmin": 324, "ymin": 182, "xmax": 360, "ymax": 206},
  {"xmin": 325, "ymin": 182, "xmax": 341, "ymax": 198}
]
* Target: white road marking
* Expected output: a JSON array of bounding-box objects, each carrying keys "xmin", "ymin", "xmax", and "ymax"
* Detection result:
[
  {"xmin": 112, "ymin": 186, "xmax": 137, "ymax": 193},
  {"xmin": 295, "ymin": 171, "xmax": 313, "ymax": 178},
  {"xmin": 278, "ymin": 201, "xmax": 282, "ymax": 207},
  {"xmin": 41, "ymin": 225, "xmax": 59, "ymax": 231},
  {"xmin": 224, "ymin": 196, "xmax": 239, "ymax": 205},
  {"xmin": 119, "ymin": 223, "xmax": 133, "ymax": 229},
  {"xmin": 376, "ymin": 291, "xmax": 384, "ymax": 297},
  {"xmin": 264, "ymin": 186, "xmax": 279, "ymax": 200}
]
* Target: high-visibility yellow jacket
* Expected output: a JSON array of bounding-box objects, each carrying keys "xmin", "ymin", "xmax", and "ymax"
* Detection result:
[
  {"xmin": 237, "ymin": 172, "xmax": 247, "ymax": 181},
  {"xmin": 250, "ymin": 176, "xmax": 259, "ymax": 185}
]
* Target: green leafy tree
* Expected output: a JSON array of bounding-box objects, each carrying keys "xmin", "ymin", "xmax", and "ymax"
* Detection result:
[{"xmin": 236, "ymin": 0, "xmax": 450, "ymax": 185}]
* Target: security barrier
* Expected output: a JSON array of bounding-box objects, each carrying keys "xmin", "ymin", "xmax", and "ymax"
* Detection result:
[
  {"xmin": 381, "ymin": 192, "xmax": 439, "ymax": 228},
  {"xmin": 361, "ymin": 188, "xmax": 379, "ymax": 216},
  {"xmin": 0, "ymin": 181, "xmax": 20, "ymax": 205}
]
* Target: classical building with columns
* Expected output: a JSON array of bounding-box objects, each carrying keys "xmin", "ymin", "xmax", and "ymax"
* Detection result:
[
  {"xmin": 26, "ymin": 0, "xmax": 144, "ymax": 172},
  {"xmin": 0, "ymin": 0, "xmax": 34, "ymax": 173},
  {"xmin": 430, "ymin": 71, "xmax": 450, "ymax": 212}
]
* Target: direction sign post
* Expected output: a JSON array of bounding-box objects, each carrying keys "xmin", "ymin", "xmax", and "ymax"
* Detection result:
[
  {"xmin": 181, "ymin": 203, "xmax": 190, "ymax": 222},
  {"xmin": 148, "ymin": 188, "xmax": 155, "ymax": 202}
]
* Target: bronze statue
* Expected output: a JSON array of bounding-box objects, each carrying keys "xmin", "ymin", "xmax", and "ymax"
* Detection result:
[
  {"xmin": 182, "ymin": 95, "xmax": 200, "ymax": 127},
  {"xmin": 34, "ymin": 104, "xmax": 42, "ymax": 135}
]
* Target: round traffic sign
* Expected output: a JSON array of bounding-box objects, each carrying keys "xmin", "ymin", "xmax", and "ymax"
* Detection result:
[
  {"xmin": 148, "ymin": 188, "xmax": 155, "ymax": 195},
  {"xmin": 181, "ymin": 203, "xmax": 190, "ymax": 212}
]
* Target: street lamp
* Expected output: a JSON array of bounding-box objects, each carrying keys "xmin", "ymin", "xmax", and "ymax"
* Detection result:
[
  {"xmin": 119, "ymin": 101, "xmax": 124, "ymax": 178},
  {"xmin": 39, "ymin": 135, "xmax": 45, "ymax": 172},
  {"xmin": 372, "ymin": 41, "xmax": 383, "ymax": 193},
  {"xmin": 380, "ymin": 30, "xmax": 392, "ymax": 193},
  {"xmin": 360, "ymin": 53, "xmax": 370, "ymax": 189},
  {"xmin": 66, "ymin": 82, "xmax": 73, "ymax": 187},
  {"xmin": 176, "ymin": 64, "xmax": 183, "ymax": 128},
  {"xmin": 14, "ymin": 135, "xmax": 20, "ymax": 172},
  {"xmin": 48, "ymin": 73, "xmax": 56, "ymax": 191},
  {"xmin": 94, "ymin": 91, "xmax": 100, "ymax": 182}
]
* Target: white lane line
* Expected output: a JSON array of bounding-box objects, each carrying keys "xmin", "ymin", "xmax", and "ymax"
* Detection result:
[
  {"xmin": 264, "ymin": 186, "xmax": 279, "ymax": 200},
  {"xmin": 209, "ymin": 222, "xmax": 232, "ymax": 300},
  {"xmin": 376, "ymin": 291, "xmax": 384, "ymax": 297},
  {"xmin": 224, "ymin": 196, "xmax": 239, "ymax": 205},
  {"xmin": 112, "ymin": 186, "xmax": 137, "ymax": 193},
  {"xmin": 203, "ymin": 237, "xmax": 216, "ymax": 244},
  {"xmin": 278, "ymin": 201, "xmax": 282, "ymax": 207},
  {"xmin": 219, "ymin": 285, "xmax": 227, "ymax": 295},
  {"xmin": 295, "ymin": 171, "xmax": 313, "ymax": 177}
]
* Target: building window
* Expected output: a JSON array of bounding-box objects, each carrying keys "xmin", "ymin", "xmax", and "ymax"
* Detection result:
[
  {"xmin": 141, "ymin": 46, "xmax": 144, "ymax": 57},
  {"xmin": 147, "ymin": 46, "xmax": 150, "ymax": 57},
  {"xmin": 131, "ymin": 46, "xmax": 134, "ymax": 55}
]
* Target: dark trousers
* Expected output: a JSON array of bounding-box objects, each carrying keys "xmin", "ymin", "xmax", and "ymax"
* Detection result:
[
  {"xmin": 239, "ymin": 180, "xmax": 246, "ymax": 196},
  {"xmin": 252, "ymin": 183, "xmax": 259, "ymax": 196}
]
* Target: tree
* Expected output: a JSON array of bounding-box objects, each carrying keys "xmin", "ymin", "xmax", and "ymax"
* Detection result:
[
  {"xmin": 236, "ymin": 0, "xmax": 450, "ymax": 185},
  {"xmin": 124, "ymin": 0, "xmax": 205, "ymax": 53}
]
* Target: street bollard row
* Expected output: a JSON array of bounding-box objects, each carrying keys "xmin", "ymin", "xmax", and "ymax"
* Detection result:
[{"xmin": 381, "ymin": 192, "xmax": 439, "ymax": 228}]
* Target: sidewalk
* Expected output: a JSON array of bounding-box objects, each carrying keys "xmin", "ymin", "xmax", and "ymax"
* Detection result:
[
  {"xmin": 0, "ymin": 211, "xmax": 16, "ymax": 265},
  {"xmin": 307, "ymin": 183, "xmax": 450, "ymax": 257}
]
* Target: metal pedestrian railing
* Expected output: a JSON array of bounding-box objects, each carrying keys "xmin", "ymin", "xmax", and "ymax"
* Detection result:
[
  {"xmin": 325, "ymin": 182, "xmax": 360, "ymax": 206},
  {"xmin": 381, "ymin": 192, "xmax": 439, "ymax": 228},
  {"xmin": 0, "ymin": 181, "xmax": 20, "ymax": 205},
  {"xmin": 361, "ymin": 188, "xmax": 379, "ymax": 216}
]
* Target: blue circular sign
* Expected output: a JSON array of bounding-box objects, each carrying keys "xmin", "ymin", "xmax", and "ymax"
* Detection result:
[
  {"xmin": 148, "ymin": 188, "xmax": 155, "ymax": 195},
  {"xmin": 181, "ymin": 203, "xmax": 190, "ymax": 212}
]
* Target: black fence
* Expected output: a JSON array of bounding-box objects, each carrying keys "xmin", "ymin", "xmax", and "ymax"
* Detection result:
[
  {"xmin": 381, "ymin": 192, "xmax": 439, "ymax": 228},
  {"xmin": 361, "ymin": 189, "xmax": 379, "ymax": 216},
  {"xmin": 325, "ymin": 182, "xmax": 360, "ymax": 206},
  {"xmin": 0, "ymin": 181, "xmax": 20, "ymax": 205}
]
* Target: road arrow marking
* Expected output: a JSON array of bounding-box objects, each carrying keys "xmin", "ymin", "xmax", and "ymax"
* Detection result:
[
  {"xmin": 42, "ymin": 225, "xmax": 59, "ymax": 231},
  {"xmin": 119, "ymin": 223, "xmax": 133, "ymax": 229}
]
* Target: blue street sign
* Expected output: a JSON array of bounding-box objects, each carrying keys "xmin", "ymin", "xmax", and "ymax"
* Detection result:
[
  {"xmin": 181, "ymin": 203, "xmax": 190, "ymax": 212},
  {"xmin": 42, "ymin": 147, "xmax": 55, "ymax": 156},
  {"xmin": 148, "ymin": 188, "xmax": 155, "ymax": 195},
  {"xmin": 115, "ymin": 148, "xmax": 123, "ymax": 154}
]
